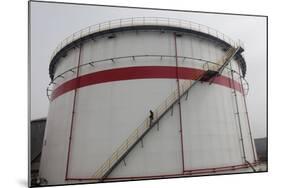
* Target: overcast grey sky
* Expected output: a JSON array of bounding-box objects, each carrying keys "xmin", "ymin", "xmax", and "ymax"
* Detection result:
[{"xmin": 30, "ymin": 2, "xmax": 266, "ymax": 138}]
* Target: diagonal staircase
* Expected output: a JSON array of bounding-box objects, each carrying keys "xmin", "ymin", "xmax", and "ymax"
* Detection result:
[
  {"xmin": 92, "ymin": 45, "xmax": 241, "ymax": 181},
  {"xmin": 200, "ymin": 46, "xmax": 241, "ymax": 82}
]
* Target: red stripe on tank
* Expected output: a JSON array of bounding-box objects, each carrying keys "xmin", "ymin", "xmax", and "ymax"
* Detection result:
[{"xmin": 51, "ymin": 66, "xmax": 242, "ymax": 101}]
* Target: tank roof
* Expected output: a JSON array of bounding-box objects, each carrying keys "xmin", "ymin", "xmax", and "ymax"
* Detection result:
[{"xmin": 49, "ymin": 17, "xmax": 246, "ymax": 80}]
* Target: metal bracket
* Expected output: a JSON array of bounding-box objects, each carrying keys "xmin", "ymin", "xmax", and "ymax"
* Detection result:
[
  {"xmin": 182, "ymin": 57, "xmax": 186, "ymax": 62},
  {"xmin": 208, "ymin": 74, "xmax": 219, "ymax": 85},
  {"xmin": 170, "ymin": 106, "xmax": 173, "ymax": 116},
  {"xmin": 62, "ymin": 53, "xmax": 67, "ymax": 58},
  {"xmin": 123, "ymin": 159, "xmax": 126, "ymax": 166},
  {"xmin": 141, "ymin": 139, "xmax": 144, "ymax": 148},
  {"xmin": 185, "ymin": 91, "xmax": 189, "ymax": 100}
]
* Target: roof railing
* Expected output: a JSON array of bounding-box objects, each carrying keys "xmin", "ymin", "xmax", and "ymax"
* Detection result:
[{"xmin": 50, "ymin": 17, "xmax": 244, "ymax": 62}]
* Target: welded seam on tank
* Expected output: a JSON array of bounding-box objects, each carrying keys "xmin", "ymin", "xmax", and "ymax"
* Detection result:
[
  {"xmin": 50, "ymin": 66, "xmax": 243, "ymax": 101},
  {"xmin": 174, "ymin": 32, "xmax": 186, "ymax": 173},
  {"xmin": 65, "ymin": 44, "xmax": 83, "ymax": 180}
]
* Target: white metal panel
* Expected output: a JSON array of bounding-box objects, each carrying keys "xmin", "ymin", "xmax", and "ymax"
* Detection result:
[
  {"xmin": 68, "ymin": 78, "xmax": 178, "ymax": 177},
  {"xmin": 181, "ymin": 82, "xmax": 243, "ymax": 169},
  {"xmin": 52, "ymin": 31, "xmax": 242, "ymax": 88},
  {"xmin": 81, "ymin": 31, "xmax": 174, "ymax": 64},
  {"xmin": 39, "ymin": 91, "xmax": 74, "ymax": 184},
  {"xmin": 109, "ymin": 104, "xmax": 182, "ymax": 177},
  {"xmin": 53, "ymin": 47, "xmax": 80, "ymax": 81}
]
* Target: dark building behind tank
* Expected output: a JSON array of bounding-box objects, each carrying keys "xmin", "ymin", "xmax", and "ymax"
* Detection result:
[
  {"xmin": 254, "ymin": 137, "xmax": 267, "ymax": 162},
  {"xmin": 30, "ymin": 118, "xmax": 46, "ymax": 186}
]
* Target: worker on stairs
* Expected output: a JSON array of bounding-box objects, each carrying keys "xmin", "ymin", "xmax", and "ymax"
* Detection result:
[{"xmin": 149, "ymin": 110, "xmax": 154, "ymax": 127}]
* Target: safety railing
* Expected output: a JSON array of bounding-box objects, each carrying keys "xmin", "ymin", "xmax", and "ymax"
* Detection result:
[
  {"xmin": 46, "ymin": 54, "xmax": 214, "ymax": 100},
  {"xmin": 50, "ymin": 17, "xmax": 244, "ymax": 62},
  {"xmin": 46, "ymin": 54, "xmax": 248, "ymax": 100}
]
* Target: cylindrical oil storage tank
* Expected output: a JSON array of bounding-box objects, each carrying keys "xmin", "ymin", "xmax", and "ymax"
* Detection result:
[{"xmin": 39, "ymin": 17, "xmax": 258, "ymax": 185}]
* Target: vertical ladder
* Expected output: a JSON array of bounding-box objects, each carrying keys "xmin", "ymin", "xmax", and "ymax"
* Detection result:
[
  {"xmin": 92, "ymin": 45, "xmax": 241, "ymax": 181},
  {"xmin": 229, "ymin": 64, "xmax": 256, "ymax": 172},
  {"xmin": 229, "ymin": 66, "xmax": 247, "ymax": 163}
]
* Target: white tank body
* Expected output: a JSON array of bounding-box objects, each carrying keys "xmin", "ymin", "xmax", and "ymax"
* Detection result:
[{"xmin": 39, "ymin": 18, "xmax": 257, "ymax": 185}]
